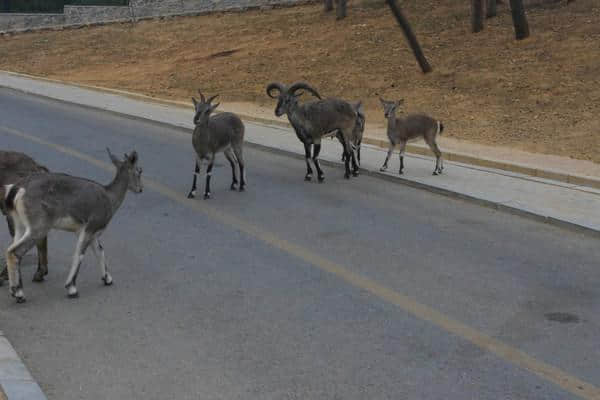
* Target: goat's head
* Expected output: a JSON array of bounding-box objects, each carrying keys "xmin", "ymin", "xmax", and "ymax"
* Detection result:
[
  {"xmin": 192, "ymin": 90, "xmax": 220, "ymax": 125},
  {"xmin": 379, "ymin": 97, "xmax": 404, "ymax": 119},
  {"xmin": 266, "ymin": 82, "xmax": 322, "ymax": 117},
  {"xmin": 107, "ymin": 148, "xmax": 143, "ymax": 193}
]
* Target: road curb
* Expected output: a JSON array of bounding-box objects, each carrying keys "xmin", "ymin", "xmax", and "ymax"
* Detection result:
[
  {"xmin": 1, "ymin": 70, "xmax": 598, "ymax": 190},
  {"xmin": 0, "ymin": 332, "xmax": 47, "ymax": 400},
  {"xmin": 0, "ymin": 72, "xmax": 598, "ymax": 237}
]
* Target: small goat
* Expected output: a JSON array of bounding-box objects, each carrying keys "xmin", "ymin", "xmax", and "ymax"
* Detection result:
[
  {"xmin": 187, "ymin": 90, "xmax": 246, "ymax": 200},
  {"xmin": 0, "ymin": 151, "xmax": 49, "ymax": 283},
  {"xmin": 267, "ymin": 81, "xmax": 360, "ymax": 181},
  {"xmin": 379, "ymin": 98, "xmax": 444, "ymax": 175},
  {"xmin": 3, "ymin": 149, "xmax": 142, "ymax": 302},
  {"xmin": 340, "ymin": 101, "xmax": 365, "ymax": 168}
]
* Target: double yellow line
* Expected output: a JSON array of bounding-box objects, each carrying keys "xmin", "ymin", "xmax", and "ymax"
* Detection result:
[{"xmin": 2, "ymin": 124, "xmax": 599, "ymax": 400}]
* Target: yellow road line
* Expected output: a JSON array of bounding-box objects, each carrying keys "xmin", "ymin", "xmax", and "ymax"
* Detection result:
[{"xmin": 3, "ymin": 124, "xmax": 599, "ymax": 400}]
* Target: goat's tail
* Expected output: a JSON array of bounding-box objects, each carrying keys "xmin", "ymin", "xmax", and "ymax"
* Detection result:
[
  {"xmin": 2, "ymin": 185, "xmax": 19, "ymax": 212},
  {"xmin": 437, "ymin": 120, "xmax": 445, "ymax": 136}
]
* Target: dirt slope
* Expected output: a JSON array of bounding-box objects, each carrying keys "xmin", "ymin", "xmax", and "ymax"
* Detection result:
[{"xmin": 0, "ymin": 0, "xmax": 598, "ymax": 163}]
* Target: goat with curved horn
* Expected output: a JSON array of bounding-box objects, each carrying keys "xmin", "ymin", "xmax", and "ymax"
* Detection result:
[
  {"xmin": 265, "ymin": 81, "xmax": 363, "ymax": 181},
  {"xmin": 188, "ymin": 91, "xmax": 246, "ymax": 200}
]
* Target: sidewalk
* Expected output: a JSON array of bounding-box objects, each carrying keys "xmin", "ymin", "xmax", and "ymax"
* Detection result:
[
  {"xmin": 1, "ymin": 71, "xmax": 599, "ymax": 237},
  {"xmin": 0, "ymin": 332, "xmax": 46, "ymax": 400}
]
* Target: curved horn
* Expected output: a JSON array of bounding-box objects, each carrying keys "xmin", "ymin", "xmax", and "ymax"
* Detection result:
[
  {"xmin": 207, "ymin": 94, "xmax": 219, "ymax": 104},
  {"xmin": 197, "ymin": 89, "xmax": 206, "ymax": 103},
  {"xmin": 266, "ymin": 82, "xmax": 286, "ymax": 99},
  {"xmin": 288, "ymin": 82, "xmax": 322, "ymax": 99}
]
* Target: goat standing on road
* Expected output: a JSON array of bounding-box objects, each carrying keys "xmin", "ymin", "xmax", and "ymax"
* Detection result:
[
  {"xmin": 0, "ymin": 151, "xmax": 49, "ymax": 283},
  {"xmin": 188, "ymin": 91, "xmax": 246, "ymax": 200},
  {"xmin": 266, "ymin": 82, "xmax": 360, "ymax": 181},
  {"xmin": 3, "ymin": 149, "xmax": 143, "ymax": 303},
  {"xmin": 379, "ymin": 98, "xmax": 444, "ymax": 175}
]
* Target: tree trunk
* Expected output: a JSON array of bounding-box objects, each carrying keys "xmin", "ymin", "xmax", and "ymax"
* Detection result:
[
  {"xmin": 486, "ymin": 0, "xmax": 497, "ymax": 18},
  {"xmin": 335, "ymin": 0, "xmax": 347, "ymax": 20},
  {"xmin": 472, "ymin": 0, "xmax": 484, "ymax": 32},
  {"xmin": 324, "ymin": 0, "xmax": 333, "ymax": 12},
  {"xmin": 509, "ymin": 0, "xmax": 530, "ymax": 40},
  {"xmin": 385, "ymin": 0, "xmax": 432, "ymax": 73}
]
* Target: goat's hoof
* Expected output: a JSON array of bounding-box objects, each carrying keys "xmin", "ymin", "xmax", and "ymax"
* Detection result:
[
  {"xmin": 239, "ymin": 186, "xmax": 246, "ymax": 192},
  {"xmin": 230, "ymin": 183, "xmax": 238, "ymax": 191},
  {"xmin": 66, "ymin": 285, "xmax": 78, "ymax": 298},
  {"xmin": 399, "ymin": 170, "xmax": 404, "ymax": 175},
  {"xmin": 32, "ymin": 273, "xmax": 44, "ymax": 283},
  {"xmin": 379, "ymin": 167, "xmax": 388, "ymax": 172},
  {"xmin": 67, "ymin": 292, "xmax": 79, "ymax": 299},
  {"xmin": 187, "ymin": 191, "xmax": 196, "ymax": 199},
  {"xmin": 352, "ymin": 171, "xmax": 359, "ymax": 177},
  {"xmin": 344, "ymin": 174, "xmax": 351, "ymax": 180},
  {"xmin": 11, "ymin": 288, "xmax": 25, "ymax": 303},
  {"xmin": 432, "ymin": 171, "xmax": 439, "ymax": 176},
  {"xmin": 203, "ymin": 193, "xmax": 211, "ymax": 200},
  {"xmin": 102, "ymin": 274, "xmax": 113, "ymax": 286},
  {"xmin": 0, "ymin": 268, "xmax": 8, "ymax": 281},
  {"xmin": 305, "ymin": 175, "xmax": 312, "ymax": 182},
  {"xmin": 318, "ymin": 175, "xmax": 325, "ymax": 183}
]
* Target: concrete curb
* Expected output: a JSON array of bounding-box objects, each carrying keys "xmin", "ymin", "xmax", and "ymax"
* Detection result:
[
  {"xmin": 1, "ymin": 70, "xmax": 597, "ymax": 190},
  {"xmin": 0, "ymin": 332, "xmax": 47, "ymax": 400},
  {"xmin": 0, "ymin": 71, "xmax": 599, "ymax": 238}
]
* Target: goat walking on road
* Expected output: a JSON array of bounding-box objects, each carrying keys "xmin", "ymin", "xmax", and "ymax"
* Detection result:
[
  {"xmin": 0, "ymin": 151, "xmax": 49, "ymax": 283},
  {"xmin": 266, "ymin": 81, "xmax": 361, "ymax": 182},
  {"xmin": 3, "ymin": 149, "xmax": 143, "ymax": 303},
  {"xmin": 379, "ymin": 98, "xmax": 444, "ymax": 176},
  {"xmin": 188, "ymin": 91, "xmax": 246, "ymax": 200}
]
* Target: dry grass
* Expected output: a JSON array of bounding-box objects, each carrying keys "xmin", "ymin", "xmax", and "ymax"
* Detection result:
[{"xmin": 0, "ymin": 0, "xmax": 599, "ymax": 162}]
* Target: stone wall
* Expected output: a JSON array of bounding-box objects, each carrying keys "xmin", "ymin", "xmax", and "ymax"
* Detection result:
[
  {"xmin": 0, "ymin": 13, "xmax": 65, "ymax": 32},
  {"xmin": 64, "ymin": 5, "xmax": 133, "ymax": 25},
  {"xmin": 0, "ymin": 0, "xmax": 312, "ymax": 33}
]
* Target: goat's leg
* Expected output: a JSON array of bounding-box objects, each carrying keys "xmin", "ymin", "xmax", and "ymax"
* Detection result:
[
  {"xmin": 187, "ymin": 160, "xmax": 201, "ymax": 199},
  {"xmin": 233, "ymin": 146, "xmax": 246, "ymax": 192},
  {"xmin": 64, "ymin": 229, "xmax": 93, "ymax": 298},
  {"xmin": 312, "ymin": 143, "xmax": 325, "ymax": 183},
  {"xmin": 303, "ymin": 142, "xmax": 314, "ymax": 181},
  {"xmin": 204, "ymin": 154, "xmax": 215, "ymax": 200},
  {"xmin": 91, "ymin": 237, "xmax": 112, "ymax": 286},
  {"xmin": 380, "ymin": 144, "xmax": 394, "ymax": 172},
  {"xmin": 32, "ymin": 236, "xmax": 48, "ymax": 282},
  {"xmin": 350, "ymin": 145, "xmax": 360, "ymax": 176},
  {"xmin": 0, "ymin": 215, "xmax": 15, "ymax": 281},
  {"xmin": 224, "ymin": 149, "xmax": 238, "ymax": 191},
  {"xmin": 397, "ymin": 140, "xmax": 407, "ymax": 175},
  {"xmin": 337, "ymin": 134, "xmax": 353, "ymax": 179},
  {"xmin": 6, "ymin": 220, "xmax": 37, "ymax": 303},
  {"xmin": 427, "ymin": 139, "xmax": 443, "ymax": 175}
]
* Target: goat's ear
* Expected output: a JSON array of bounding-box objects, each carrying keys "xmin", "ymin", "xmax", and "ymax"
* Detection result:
[
  {"xmin": 192, "ymin": 97, "xmax": 198, "ymax": 107},
  {"xmin": 397, "ymin": 99, "xmax": 404, "ymax": 107},
  {"xmin": 107, "ymin": 148, "xmax": 121, "ymax": 167},
  {"xmin": 379, "ymin": 97, "xmax": 386, "ymax": 105},
  {"xmin": 127, "ymin": 151, "xmax": 138, "ymax": 165},
  {"xmin": 210, "ymin": 102, "xmax": 220, "ymax": 112}
]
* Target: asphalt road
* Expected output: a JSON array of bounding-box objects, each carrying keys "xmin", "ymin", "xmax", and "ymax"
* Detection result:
[{"xmin": 0, "ymin": 88, "xmax": 599, "ymax": 400}]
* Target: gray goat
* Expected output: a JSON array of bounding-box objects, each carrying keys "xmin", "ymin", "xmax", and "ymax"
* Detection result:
[
  {"xmin": 3, "ymin": 149, "xmax": 142, "ymax": 303},
  {"xmin": 0, "ymin": 151, "xmax": 49, "ymax": 283},
  {"xmin": 188, "ymin": 90, "xmax": 246, "ymax": 200},
  {"xmin": 379, "ymin": 98, "xmax": 444, "ymax": 175},
  {"xmin": 266, "ymin": 81, "xmax": 360, "ymax": 181}
]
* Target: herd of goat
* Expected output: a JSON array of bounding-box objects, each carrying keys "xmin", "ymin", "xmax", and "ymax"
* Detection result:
[{"xmin": 0, "ymin": 81, "xmax": 444, "ymax": 303}]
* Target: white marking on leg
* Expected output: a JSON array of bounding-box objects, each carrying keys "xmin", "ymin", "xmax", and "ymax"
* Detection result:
[
  {"xmin": 436, "ymin": 120, "xmax": 441, "ymax": 136},
  {"xmin": 65, "ymin": 230, "xmax": 86, "ymax": 287},
  {"xmin": 3, "ymin": 184, "xmax": 13, "ymax": 201}
]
